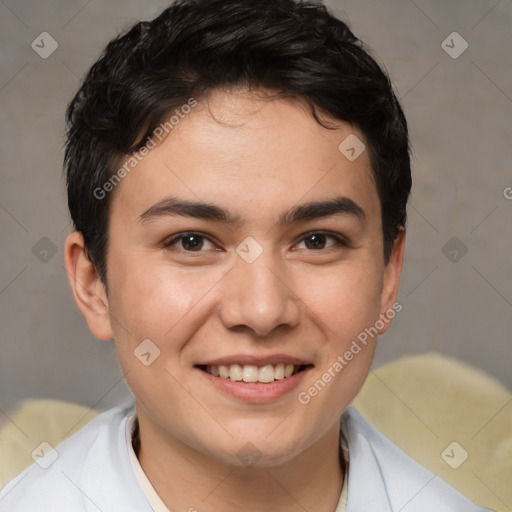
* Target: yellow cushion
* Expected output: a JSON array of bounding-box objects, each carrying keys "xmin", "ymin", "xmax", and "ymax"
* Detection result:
[
  {"xmin": 354, "ymin": 352, "xmax": 511, "ymax": 512},
  {"xmin": 0, "ymin": 399, "xmax": 98, "ymax": 489}
]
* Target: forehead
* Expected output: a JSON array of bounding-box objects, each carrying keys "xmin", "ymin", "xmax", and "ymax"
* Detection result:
[{"xmin": 110, "ymin": 88, "xmax": 380, "ymax": 226}]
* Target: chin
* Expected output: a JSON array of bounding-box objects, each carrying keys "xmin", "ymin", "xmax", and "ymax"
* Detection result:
[{"xmin": 205, "ymin": 431, "xmax": 309, "ymax": 470}]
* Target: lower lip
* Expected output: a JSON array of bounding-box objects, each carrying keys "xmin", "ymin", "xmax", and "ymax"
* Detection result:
[{"xmin": 198, "ymin": 368, "xmax": 311, "ymax": 403}]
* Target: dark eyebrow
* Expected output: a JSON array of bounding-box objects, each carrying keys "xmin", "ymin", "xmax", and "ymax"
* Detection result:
[
  {"xmin": 138, "ymin": 196, "xmax": 366, "ymax": 226},
  {"xmin": 278, "ymin": 197, "xmax": 367, "ymax": 226},
  {"xmin": 138, "ymin": 197, "xmax": 242, "ymax": 224}
]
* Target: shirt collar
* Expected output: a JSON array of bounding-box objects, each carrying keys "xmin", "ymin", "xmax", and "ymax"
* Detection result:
[{"xmin": 126, "ymin": 413, "xmax": 349, "ymax": 512}]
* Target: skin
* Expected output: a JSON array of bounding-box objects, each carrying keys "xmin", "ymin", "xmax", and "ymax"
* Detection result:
[{"xmin": 65, "ymin": 87, "xmax": 405, "ymax": 512}]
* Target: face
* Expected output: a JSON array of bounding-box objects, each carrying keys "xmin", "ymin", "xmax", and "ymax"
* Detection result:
[{"xmin": 67, "ymin": 88, "xmax": 404, "ymax": 468}]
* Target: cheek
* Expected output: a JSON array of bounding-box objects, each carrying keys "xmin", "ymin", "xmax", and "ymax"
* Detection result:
[
  {"xmin": 106, "ymin": 253, "xmax": 225, "ymax": 346},
  {"xmin": 296, "ymin": 259, "xmax": 383, "ymax": 342},
  {"xmin": 294, "ymin": 263, "xmax": 382, "ymax": 421}
]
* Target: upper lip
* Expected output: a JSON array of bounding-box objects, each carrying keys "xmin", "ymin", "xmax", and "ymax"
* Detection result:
[{"xmin": 196, "ymin": 354, "xmax": 313, "ymax": 367}]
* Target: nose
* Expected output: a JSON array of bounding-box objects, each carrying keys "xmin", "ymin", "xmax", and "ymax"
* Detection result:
[{"xmin": 218, "ymin": 251, "xmax": 301, "ymax": 337}]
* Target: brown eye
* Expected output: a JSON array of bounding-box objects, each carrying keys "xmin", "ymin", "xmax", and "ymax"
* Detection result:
[
  {"xmin": 163, "ymin": 232, "xmax": 216, "ymax": 252},
  {"xmin": 181, "ymin": 234, "xmax": 204, "ymax": 251},
  {"xmin": 297, "ymin": 232, "xmax": 347, "ymax": 251},
  {"xmin": 304, "ymin": 234, "xmax": 328, "ymax": 250}
]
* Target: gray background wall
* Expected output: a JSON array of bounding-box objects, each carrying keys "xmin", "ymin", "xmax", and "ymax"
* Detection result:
[{"xmin": 0, "ymin": 0, "xmax": 511, "ymax": 416}]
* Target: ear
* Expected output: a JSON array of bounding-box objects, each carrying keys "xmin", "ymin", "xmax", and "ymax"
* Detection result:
[
  {"xmin": 64, "ymin": 231, "xmax": 113, "ymax": 341},
  {"xmin": 378, "ymin": 229, "xmax": 406, "ymax": 335}
]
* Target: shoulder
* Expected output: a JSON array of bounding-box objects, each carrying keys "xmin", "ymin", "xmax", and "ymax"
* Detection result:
[
  {"xmin": 0, "ymin": 405, "xmax": 150, "ymax": 512},
  {"xmin": 342, "ymin": 406, "xmax": 494, "ymax": 512}
]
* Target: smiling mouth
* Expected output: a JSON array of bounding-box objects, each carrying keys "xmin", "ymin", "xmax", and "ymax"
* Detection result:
[{"xmin": 197, "ymin": 364, "xmax": 311, "ymax": 384}]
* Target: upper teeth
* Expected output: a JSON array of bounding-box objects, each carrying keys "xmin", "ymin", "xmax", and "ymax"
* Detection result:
[{"xmin": 206, "ymin": 364, "xmax": 297, "ymax": 383}]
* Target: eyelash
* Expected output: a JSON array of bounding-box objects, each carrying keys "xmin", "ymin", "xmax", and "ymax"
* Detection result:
[{"xmin": 162, "ymin": 231, "xmax": 350, "ymax": 252}]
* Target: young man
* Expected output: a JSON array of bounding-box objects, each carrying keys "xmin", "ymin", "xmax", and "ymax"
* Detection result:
[{"xmin": 0, "ymin": 0, "xmax": 494, "ymax": 510}]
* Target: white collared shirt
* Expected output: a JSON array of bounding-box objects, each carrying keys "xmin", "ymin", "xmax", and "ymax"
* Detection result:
[
  {"xmin": 124, "ymin": 414, "xmax": 348, "ymax": 512},
  {"xmin": 0, "ymin": 404, "xmax": 493, "ymax": 511}
]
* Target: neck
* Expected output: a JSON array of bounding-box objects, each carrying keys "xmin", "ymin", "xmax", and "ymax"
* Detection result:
[{"xmin": 135, "ymin": 411, "xmax": 344, "ymax": 512}]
